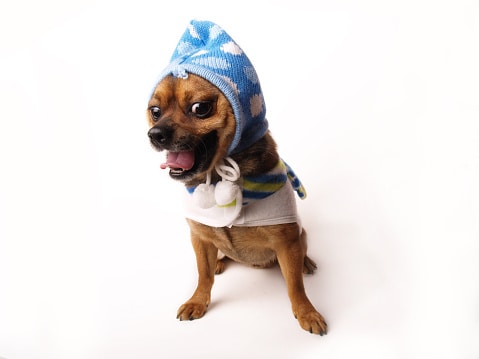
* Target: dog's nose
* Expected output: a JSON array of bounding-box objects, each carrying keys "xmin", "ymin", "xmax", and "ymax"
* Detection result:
[
  {"xmin": 148, "ymin": 127, "xmax": 166, "ymax": 143},
  {"xmin": 148, "ymin": 126, "xmax": 174, "ymax": 146}
]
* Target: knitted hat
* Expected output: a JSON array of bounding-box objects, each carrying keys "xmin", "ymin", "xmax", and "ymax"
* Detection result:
[{"xmin": 156, "ymin": 20, "xmax": 268, "ymax": 155}]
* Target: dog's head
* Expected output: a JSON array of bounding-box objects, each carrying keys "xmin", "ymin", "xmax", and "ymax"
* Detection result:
[
  {"xmin": 147, "ymin": 20, "xmax": 269, "ymax": 184},
  {"xmin": 147, "ymin": 74, "xmax": 236, "ymax": 183}
]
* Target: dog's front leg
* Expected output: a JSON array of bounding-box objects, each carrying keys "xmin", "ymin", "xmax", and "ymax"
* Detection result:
[
  {"xmin": 276, "ymin": 244, "xmax": 328, "ymax": 335},
  {"xmin": 177, "ymin": 233, "xmax": 218, "ymax": 321}
]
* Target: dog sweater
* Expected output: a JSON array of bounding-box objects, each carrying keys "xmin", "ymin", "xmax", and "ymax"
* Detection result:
[{"xmin": 184, "ymin": 158, "xmax": 307, "ymax": 228}]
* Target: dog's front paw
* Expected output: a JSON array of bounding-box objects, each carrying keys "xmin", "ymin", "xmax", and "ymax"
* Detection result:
[
  {"xmin": 295, "ymin": 309, "xmax": 328, "ymax": 336},
  {"xmin": 177, "ymin": 301, "xmax": 208, "ymax": 321}
]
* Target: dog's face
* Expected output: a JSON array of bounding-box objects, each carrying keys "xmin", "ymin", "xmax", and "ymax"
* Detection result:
[{"xmin": 147, "ymin": 74, "xmax": 236, "ymax": 183}]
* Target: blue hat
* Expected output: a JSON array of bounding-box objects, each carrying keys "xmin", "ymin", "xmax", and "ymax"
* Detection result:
[{"xmin": 156, "ymin": 20, "xmax": 268, "ymax": 155}]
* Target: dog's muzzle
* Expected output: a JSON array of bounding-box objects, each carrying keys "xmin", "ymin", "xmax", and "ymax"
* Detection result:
[{"xmin": 148, "ymin": 126, "xmax": 174, "ymax": 150}]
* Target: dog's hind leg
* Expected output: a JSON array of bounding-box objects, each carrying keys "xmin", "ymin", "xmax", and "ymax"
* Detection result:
[
  {"xmin": 298, "ymin": 229, "xmax": 318, "ymax": 274},
  {"xmin": 303, "ymin": 255, "xmax": 317, "ymax": 275},
  {"xmin": 215, "ymin": 251, "xmax": 227, "ymax": 274}
]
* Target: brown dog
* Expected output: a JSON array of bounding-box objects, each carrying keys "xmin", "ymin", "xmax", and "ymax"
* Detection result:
[
  {"xmin": 146, "ymin": 20, "xmax": 327, "ymax": 335},
  {"xmin": 147, "ymin": 73, "xmax": 327, "ymax": 335}
]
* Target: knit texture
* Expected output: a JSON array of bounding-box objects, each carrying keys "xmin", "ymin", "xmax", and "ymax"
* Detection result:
[
  {"xmin": 187, "ymin": 159, "xmax": 307, "ymax": 202},
  {"xmin": 156, "ymin": 19, "xmax": 268, "ymax": 155},
  {"xmin": 243, "ymin": 160, "xmax": 307, "ymax": 202}
]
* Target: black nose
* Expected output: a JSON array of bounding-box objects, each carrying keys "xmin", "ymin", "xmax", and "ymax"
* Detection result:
[{"xmin": 148, "ymin": 126, "xmax": 173, "ymax": 148}]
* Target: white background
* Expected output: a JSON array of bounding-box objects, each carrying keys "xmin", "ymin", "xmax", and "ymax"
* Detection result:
[{"xmin": 1, "ymin": 1, "xmax": 478, "ymax": 358}]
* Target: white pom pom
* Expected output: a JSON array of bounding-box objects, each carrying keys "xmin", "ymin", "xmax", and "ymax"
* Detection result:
[
  {"xmin": 215, "ymin": 181, "xmax": 239, "ymax": 206},
  {"xmin": 193, "ymin": 184, "xmax": 216, "ymax": 209}
]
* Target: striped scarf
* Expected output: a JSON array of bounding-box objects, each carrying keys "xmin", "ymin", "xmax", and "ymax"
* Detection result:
[
  {"xmin": 187, "ymin": 159, "xmax": 307, "ymax": 203},
  {"xmin": 243, "ymin": 160, "xmax": 307, "ymax": 203}
]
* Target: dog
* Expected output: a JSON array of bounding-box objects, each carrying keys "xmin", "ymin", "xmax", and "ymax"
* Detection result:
[{"xmin": 146, "ymin": 20, "xmax": 327, "ymax": 335}]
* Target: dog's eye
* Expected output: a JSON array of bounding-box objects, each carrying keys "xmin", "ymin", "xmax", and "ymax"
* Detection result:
[
  {"xmin": 150, "ymin": 106, "xmax": 161, "ymax": 122},
  {"xmin": 190, "ymin": 102, "xmax": 213, "ymax": 119}
]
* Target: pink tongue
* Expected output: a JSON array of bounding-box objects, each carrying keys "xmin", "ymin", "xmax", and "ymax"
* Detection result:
[{"xmin": 160, "ymin": 151, "xmax": 195, "ymax": 170}]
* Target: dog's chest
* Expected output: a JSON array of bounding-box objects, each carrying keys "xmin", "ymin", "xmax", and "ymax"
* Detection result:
[{"xmin": 208, "ymin": 227, "xmax": 277, "ymax": 266}]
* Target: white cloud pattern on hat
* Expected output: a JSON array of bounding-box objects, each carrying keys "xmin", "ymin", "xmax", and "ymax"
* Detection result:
[{"xmin": 221, "ymin": 41, "xmax": 243, "ymax": 55}]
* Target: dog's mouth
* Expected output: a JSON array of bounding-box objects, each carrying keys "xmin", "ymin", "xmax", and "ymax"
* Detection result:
[
  {"xmin": 159, "ymin": 131, "xmax": 218, "ymax": 180},
  {"xmin": 161, "ymin": 151, "xmax": 195, "ymax": 173}
]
